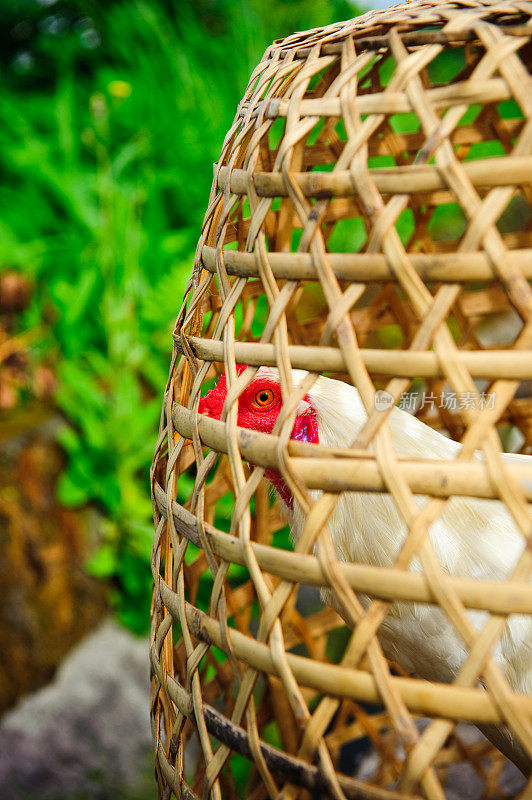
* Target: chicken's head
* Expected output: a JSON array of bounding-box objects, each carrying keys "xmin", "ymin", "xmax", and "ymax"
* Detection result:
[{"xmin": 198, "ymin": 366, "xmax": 318, "ymax": 506}]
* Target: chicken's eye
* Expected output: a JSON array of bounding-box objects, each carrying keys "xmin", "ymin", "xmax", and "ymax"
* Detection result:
[{"xmin": 252, "ymin": 388, "xmax": 275, "ymax": 409}]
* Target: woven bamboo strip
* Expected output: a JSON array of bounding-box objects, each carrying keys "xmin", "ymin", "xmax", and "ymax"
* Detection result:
[
  {"xmin": 153, "ymin": 483, "xmax": 532, "ymax": 615},
  {"xmin": 218, "ymin": 157, "xmax": 532, "ymax": 198},
  {"xmin": 202, "ymin": 245, "xmax": 532, "ymax": 283},
  {"xmin": 285, "ymin": 121, "xmax": 523, "ymax": 159},
  {"xmin": 173, "ymin": 405, "xmax": 532, "ymax": 500},
  {"xmin": 266, "ymin": 77, "xmax": 512, "ymax": 118},
  {"xmin": 152, "ymin": 1, "xmax": 532, "ymax": 795},
  {"xmin": 156, "ymin": 743, "xmax": 200, "ymax": 800},
  {"xmin": 287, "ymin": 23, "xmax": 532, "ymax": 55},
  {"xmin": 376, "ymin": 22, "xmax": 532, "ymax": 780},
  {"xmin": 156, "ymin": 665, "xmax": 425, "ymax": 800},
  {"xmin": 160, "ymin": 591, "xmax": 532, "ymax": 725},
  {"xmin": 176, "ymin": 336, "xmax": 532, "ymax": 380}
]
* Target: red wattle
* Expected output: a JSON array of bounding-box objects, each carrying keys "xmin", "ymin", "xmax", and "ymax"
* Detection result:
[
  {"xmin": 264, "ymin": 404, "xmax": 319, "ymax": 508},
  {"xmin": 197, "ymin": 372, "xmax": 319, "ymax": 508}
]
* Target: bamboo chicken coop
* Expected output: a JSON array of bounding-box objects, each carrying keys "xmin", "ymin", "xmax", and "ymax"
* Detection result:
[{"xmin": 150, "ymin": 1, "xmax": 532, "ymax": 797}]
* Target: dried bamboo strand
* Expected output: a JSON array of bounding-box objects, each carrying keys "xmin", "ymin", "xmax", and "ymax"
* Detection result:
[
  {"xmin": 279, "ymin": 86, "xmax": 440, "ymax": 790},
  {"xmin": 201, "ymin": 244, "xmax": 532, "ymax": 285},
  {"xmin": 404, "ymin": 586, "xmax": 532, "ymax": 786},
  {"xmin": 206, "ymin": 241, "xmax": 276, "ymax": 791},
  {"xmin": 157, "ymin": 60, "xmax": 257, "ymax": 800},
  {"xmin": 316, "ymin": 522, "xmax": 422, "ymax": 744},
  {"xmin": 413, "ymin": 539, "xmax": 532, "ymax": 767},
  {"xmin": 226, "ymin": 369, "xmax": 307, "ymax": 787},
  {"xmin": 157, "ymin": 692, "xmax": 425, "ymax": 800},
  {"xmin": 170, "ymin": 324, "xmax": 228, "ymax": 797},
  {"xmin": 404, "ymin": 521, "xmax": 532, "ymax": 772},
  {"xmin": 244, "ymin": 702, "xmax": 279, "ymax": 800},
  {"xmin": 159, "ymin": 377, "xmax": 183, "ymax": 743},
  {"xmin": 168, "ymin": 593, "xmax": 532, "ymax": 725},
  {"xmin": 175, "ymin": 571, "xmax": 221, "ymax": 800},
  {"xmin": 203, "ymin": 278, "xmax": 287, "ymax": 782},
  {"xmin": 267, "ymin": 77, "xmax": 513, "ymax": 118},
  {"xmin": 254, "ymin": 47, "xmax": 381, "ymax": 799},
  {"xmin": 383, "ymin": 25, "xmax": 532, "ymax": 771},
  {"xmin": 291, "ymin": 479, "xmax": 419, "ymax": 769},
  {"xmin": 172, "ymin": 404, "xmax": 532, "ymax": 501},
  {"xmin": 396, "ymin": 9, "xmax": 532, "ymax": 540},
  {"xmin": 286, "ymin": 22, "xmax": 532, "ymax": 56},
  {"xmin": 328, "ymin": 21, "xmax": 524, "ymax": 778},
  {"xmin": 177, "ymin": 335, "xmax": 532, "ymax": 379},
  {"xmin": 402, "ymin": 442, "xmax": 529, "ymax": 786},
  {"xmin": 198, "ymin": 245, "xmax": 532, "ymax": 283},
  {"xmin": 217, "ymin": 156, "xmax": 532, "ymax": 198},
  {"xmin": 209, "ymin": 156, "xmax": 320, "ymax": 800},
  {"xmin": 173, "ymin": 676, "xmax": 424, "ymax": 800},
  {"xmin": 260, "ymin": 48, "xmax": 354, "ymax": 800},
  {"xmin": 276, "ymin": 1, "xmax": 462, "ymax": 49},
  {"xmin": 157, "ymin": 743, "xmax": 201, "ymax": 800},
  {"xmin": 351, "ymin": 283, "xmax": 461, "ymax": 453},
  {"xmin": 402, "ymin": 453, "xmax": 532, "ymax": 781},
  {"xmin": 216, "ymin": 89, "xmax": 336, "ymax": 800},
  {"xmin": 190, "ymin": 137, "xmax": 257, "ymax": 800},
  {"xmin": 153, "ymin": 482, "xmax": 532, "ymax": 615}
]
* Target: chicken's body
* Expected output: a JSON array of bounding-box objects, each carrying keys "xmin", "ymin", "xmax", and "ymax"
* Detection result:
[
  {"xmin": 282, "ymin": 370, "xmax": 531, "ymax": 693},
  {"xmin": 199, "ymin": 367, "xmax": 532, "ymax": 772}
]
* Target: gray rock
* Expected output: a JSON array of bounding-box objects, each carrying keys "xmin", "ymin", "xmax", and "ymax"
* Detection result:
[{"xmin": 0, "ymin": 619, "xmax": 156, "ymax": 800}]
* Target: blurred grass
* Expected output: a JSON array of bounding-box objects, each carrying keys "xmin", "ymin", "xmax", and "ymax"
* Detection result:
[{"xmin": 0, "ymin": 0, "xmax": 362, "ymax": 632}]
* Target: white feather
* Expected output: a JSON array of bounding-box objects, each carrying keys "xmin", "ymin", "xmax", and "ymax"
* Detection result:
[{"xmin": 258, "ymin": 368, "xmax": 532, "ymax": 700}]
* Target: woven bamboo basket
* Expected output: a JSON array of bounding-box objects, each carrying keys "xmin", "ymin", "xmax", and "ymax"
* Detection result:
[{"xmin": 150, "ymin": 1, "xmax": 532, "ymax": 797}]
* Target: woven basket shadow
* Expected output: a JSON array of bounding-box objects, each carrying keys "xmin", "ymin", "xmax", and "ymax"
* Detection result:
[{"xmin": 150, "ymin": 2, "xmax": 532, "ymax": 798}]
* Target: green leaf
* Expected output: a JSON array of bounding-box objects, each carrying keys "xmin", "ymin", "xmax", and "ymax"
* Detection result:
[
  {"xmin": 57, "ymin": 470, "xmax": 90, "ymax": 507},
  {"xmin": 427, "ymin": 47, "xmax": 466, "ymax": 85},
  {"xmin": 389, "ymin": 113, "xmax": 420, "ymax": 134},
  {"xmin": 497, "ymin": 98, "xmax": 524, "ymax": 120},
  {"xmin": 428, "ymin": 203, "xmax": 467, "ymax": 242},
  {"xmin": 395, "ymin": 207, "xmax": 415, "ymax": 247},
  {"xmin": 3, "ymin": 0, "xmax": 368, "ymax": 636},
  {"xmin": 85, "ymin": 544, "xmax": 117, "ymax": 579},
  {"xmin": 327, "ymin": 217, "xmax": 367, "ymax": 253}
]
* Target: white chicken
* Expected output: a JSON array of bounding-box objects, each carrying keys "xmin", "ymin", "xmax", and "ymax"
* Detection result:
[{"xmin": 198, "ymin": 366, "xmax": 532, "ymax": 774}]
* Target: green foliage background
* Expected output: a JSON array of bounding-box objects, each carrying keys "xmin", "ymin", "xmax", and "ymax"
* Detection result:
[{"xmin": 2, "ymin": 0, "xmax": 363, "ymax": 632}]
